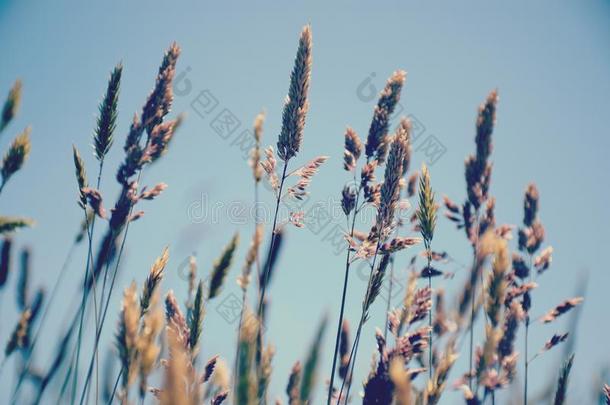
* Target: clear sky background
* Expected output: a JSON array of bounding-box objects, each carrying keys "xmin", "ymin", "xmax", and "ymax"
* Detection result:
[{"xmin": 1, "ymin": 0, "xmax": 609, "ymax": 403}]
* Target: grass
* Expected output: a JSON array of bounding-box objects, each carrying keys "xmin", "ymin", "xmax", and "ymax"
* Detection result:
[{"xmin": 0, "ymin": 23, "xmax": 602, "ymax": 405}]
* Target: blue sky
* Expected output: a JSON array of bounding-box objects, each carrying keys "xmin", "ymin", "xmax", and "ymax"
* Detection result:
[{"xmin": 0, "ymin": 0, "xmax": 609, "ymax": 403}]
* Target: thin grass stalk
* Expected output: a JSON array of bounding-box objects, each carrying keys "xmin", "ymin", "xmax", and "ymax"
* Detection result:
[
  {"xmin": 524, "ymin": 314, "xmax": 529, "ymax": 405},
  {"xmin": 72, "ymin": 65, "xmax": 121, "ymax": 404},
  {"xmin": 257, "ymin": 161, "xmax": 288, "ymax": 323},
  {"xmin": 384, "ymin": 257, "xmax": 394, "ymax": 342},
  {"xmin": 79, "ymin": 171, "xmax": 143, "ymax": 405},
  {"xmin": 418, "ymin": 164, "xmax": 436, "ymax": 380},
  {"xmin": 233, "ymin": 288, "xmax": 248, "ymax": 399},
  {"xmin": 428, "ymin": 257, "xmax": 432, "ymax": 379},
  {"xmin": 340, "ymin": 126, "xmax": 409, "ymax": 402},
  {"xmin": 327, "ymin": 177, "xmax": 361, "ymax": 405},
  {"xmin": 524, "ymin": 253, "xmax": 533, "ymax": 405},
  {"xmin": 71, "ymin": 214, "xmax": 96, "ymax": 405},
  {"xmin": 342, "ymin": 241, "xmax": 383, "ymax": 404},
  {"xmin": 108, "ymin": 368, "xmax": 122, "ymax": 405},
  {"xmin": 72, "ymin": 157, "xmax": 108, "ymax": 405},
  {"xmin": 468, "ymin": 208, "xmax": 481, "ymax": 390}
]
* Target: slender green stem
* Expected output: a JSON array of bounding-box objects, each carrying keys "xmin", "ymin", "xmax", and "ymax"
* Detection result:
[
  {"xmin": 428, "ymin": 256, "xmax": 432, "ymax": 379},
  {"xmin": 72, "ymin": 160, "xmax": 105, "ymax": 405},
  {"xmin": 524, "ymin": 253, "xmax": 533, "ymax": 405},
  {"xmin": 524, "ymin": 315, "xmax": 529, "ymax": 405},
  {"xmin": 384, "ymin": 258, "xmax": 394, "ymax": 342},
  {"xmin": 79, "ymin": 211, "xmax": 135, "ymax": 404},
  {"xmin": 468, "ymin": 208, "xmax": 481, "ymax": 390},
  {"xmin": 71, "ymin": 208, "xmax": 99, "ymax": 405},
  {"xmin": 256, "ymin": 161, "xmax": 289, "ymax": 325},
  {"xmin": 233, "ymin": 289, "xmax": 247, "ymax": 399},
  {"xmin": 327, "ymin": 183, "xmax": 361, "ymax": 405},
  {"xmin": 342, "ymin": 240, "xmax": 383, "ymax": 403},
  {"xmin": 108, "ymin": 368, "xmax": 122, "ymax": 405}
]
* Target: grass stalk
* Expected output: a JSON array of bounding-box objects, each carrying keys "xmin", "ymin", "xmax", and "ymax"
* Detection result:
[
  {"xmin": 327, "ymin": 181, "xmax": 361, "ymax": 405},
  {"xmin": 468, "ymin": 208, "xmax": 481, "ymax": 390},
  {"xmin": 71, "ymin": 159, "xmax": 105, "ymax": 405},
  {"xmin": 257, "ymin": 161, "xmax": 289, "ymax": 323}
]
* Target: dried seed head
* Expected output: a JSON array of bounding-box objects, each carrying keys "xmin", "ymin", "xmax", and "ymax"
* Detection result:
[
  {"xmin": 425, "ymin": 344, "xmax": 458, "ymax": 404},
  {"xmin": 93, "ymin": 64, "xmax": 122, "ymax": 161},
  {"xmin": 277, "ymin": 25, "xmax": 312, "ymax": 161},
  {"xmin": 72, "ymin": 145, "xmax": 88, "ymax": 208},
  {"xmin": 286, "ymin": 361, "xmax": 302, "ymax": 405},
  {"xmin": 512, "ymin": 253, "xmax": 530, "ymax": 280},
  {"xmin": 0, "ymin": 216, "xmax": 34, "ymax": 234},
  {"xmin": 464, "ymin": 90, "xmax": 498, "ymax": 209},
  {"xmin": 396, "ymin": 118, "xmax": 412, "ymax": 176},
  {"xmin": 519, "ymin": 220, "xmax": 545, "ymax": 254},
  {"xmin": 5, "ymin": 308, "xmax": 31, "ymax": 357},
  {"xmin": 540, "ymin": 297, "xmax": 583, "ymax": 324},
  {"xmin": 365, "ymin": 70, "xmax": 406, "ymax": 163},
  {"xmin": 389, "ymin": 357, "xmax": 412, "ymax": 405},
  {"xmin": 1, "ymin": 127, "xmax": 31, "ymax": 187},
  {"xmin": 406, "ymin": 172, "xmax": 418, "ymax": 198},
  {"xmin": 380, "ymin": 236, "xmax": 421, "ymax": 254},
  {"xmin": 534, "ymin": 246, "xmax": 553, "ymax": 274},
  {"xmin": 375, "ymin": 128, "xmax": 409, "ymax": 238},
  {"xmin": 287, "ymin": 155, "xmax": 328, "ymax": 200},
  {"xmin": 341, "ymin": 184, "xmax": 357, "ymax": 216},
  {"xmin": 208, "ymin": 233, "xmax": 239, "ymax": 299},
  {"xmin": 17, "ymin": 247, "xmax": 30, "ymax": 310},
  {"xmin": 187, "ymin": 281, "xmax": 205, "ymax": 353},
  {"xmin": 1, "ymin": 80, "xmax": 22, "ymax": 132},
  {"xmin": 0, "ymin": 238, "xmax": 11, "ymax": 287},
  {"xmin": 142, "ymin": 42, "xmax": 181, "ymax": 134},
  {"xmin": 523, "ymin": 183, "xmax": 539, "ymax": 227},
  {"xmin": 137, "ymin": 290, "xmax": 163, "ymax": 398},
  {"xmin": 116, "ymin": 281, "xmax": 140, "ymax": 389},
  {"xmin": 238, "ymin": 224, "xmax": 263, "ymax": 291},
  {"xmin": 146, "ymin": 117, "xmax": 180, "ymax": 162},
  {"xmin": 338, "ymin": 320, "xmax": 351, "ymax": 380},
  {"xmin": 553, "ymin": 354, "xmax": 574, "ymax": 405},
  {"xmin": 417, "ymin": 164, "xmax": 437, "ymax": 252},
  {"xmin": 139, "ymin": 183, "xmax": 168, "ymax": 200},
  {"xmin": 391, "ymin": 325, "xmax": 431, "ymax": 360},
  {"xmin": 161, "ymin": 326, "xmax": 190, "ymax": 405},
  {"xmin": 498, "ymin": 301, "xmax": 525, "ymax": 361},
  {"xmin": 486, "ymin": 237, "xmax": 509, "ymax": 327},
  {"xmin": 81, "ymin": 187, "xmax": 107, "ymax": 219},
  {"xmin": 165, "ymin": 290, "xmax": 190, "ymax": 350},
  {"xmin": 363, "ymin": 254, "xmax": 391, "ymax": 320},
  {"xmin": 542, "ymin": 332, "xmax": 569, "ymax": 352},
  {"xmin": 261, "ymin": 146, "xmax": 279, "ymax": 191},
  {"xmin": 250, "ymin": 111, "xmax": 265, "ymax": 182},
  {"xmin": 212, "ymin": 391, "xmax": 229, "ymax": 405},
  {"xmin": 475, "ymin": 89, "xmax": 498, "ymax": 167},
  {"xmin": 476, "ymin": 324, "xmax": 502, "ymax": 380},
  {"xmin": 202, "ymin": 355, "xmax": 218, "ymax": 383},
  {"xmin": 343, "ymin": 127, "xmax": 363, "ymax": 171},
  {"xmin": 258, "ymin": 344, "xmax": 275, "ymax": 400}
]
